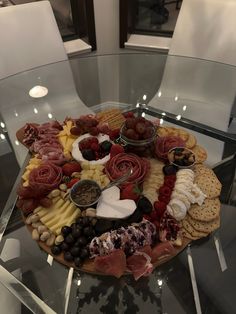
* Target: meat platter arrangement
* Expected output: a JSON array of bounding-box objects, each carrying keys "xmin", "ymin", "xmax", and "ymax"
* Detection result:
[{"xmin": 16, "ymin": 108, "xmax": 222, "ymax": 280}]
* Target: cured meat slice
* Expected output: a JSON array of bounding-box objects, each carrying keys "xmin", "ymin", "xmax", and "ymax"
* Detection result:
[
  {"xmin": 151, "ymin": 241, "xmax": 176, "ymax": 263},
  {"xmin": 29, "ymin": 162, "xmax": 62, "ymax": 193},
  {"xmin": 23, "ymin": 123, "xmax": 39, "ymax": 146},
  {"xmin": 105, "ymin": 153, "xmax": 150, "ymax": 184},
  {"xmin": 94, "ymin": 249, "xmax": 126, "ymax": 278},
  {"xmin": 127, "ymin": 247, "xmax": 153, "ymax": 280},
  {"xmin": 155, "ymin": 136, "xmax": 185, "ymax": 160}
]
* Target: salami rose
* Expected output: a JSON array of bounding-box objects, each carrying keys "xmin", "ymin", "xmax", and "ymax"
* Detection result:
[
  {"xmin": 29, "ymin": 162, "xmax": 62, "ymax": 193},
  {"xmin": 105, "ymin": 153, "xmax": 150, "ymax": 184},
  {"xmin": 155, "ymin": 136, "xmax": 185, "ymax": 160}
]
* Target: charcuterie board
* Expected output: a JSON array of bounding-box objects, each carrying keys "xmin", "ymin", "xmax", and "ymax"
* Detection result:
[{"xmin": 16, "ymin": 109, "xmax": 222, "ymax": 279}]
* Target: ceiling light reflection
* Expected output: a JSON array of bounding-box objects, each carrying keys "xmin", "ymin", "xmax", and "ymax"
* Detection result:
[
  {"xmin": 34, "ymin": 108, "xmax": 38, "ymax": 114},
  {"xmin": 174, "ymin": 96, "xmax": 178, "ymax": 102},
  {"xmin": 162, "ymin": 112, "xmax": 166, "ymax": 116},
  {"xmin": 0, "ymin": 133, "xmax": 6, "ymax": 140},
  {"xmin": 158, "ymin": 91, "xmax": 162, "ymax": 98},
  {"xmin": 141, "ymin": 112, "xmax": 145, "ymax": 117},
  {"xmin": 0, "ymin": 122, "xmax": 5, "ymax": 128},
  {"xmin": 48, "ymin": 113, "xmax": 53, "ymax": 119},
  {"xmin": 15, "ymin": 140, "xmax": 19, "ymax": 146},
  {"xmin": 29, "ymin": 85, "xmax": 48, "ymax": 98},
  {"xmin": 160, "ymin": 118, "xmax": 164, "ymax": 125},
  {"xmin": 176, "ymin": 114, "xmax": 181, "ymax": 120},
  {"xmin": 182, "ymin": 105, "xmax": 187, "ymax": 111},
  {"xmin": 143, "ymin": 94, "xmax": 147, "ymax": 101},
  {"xmin": 14, "ymin": 111, "xmax": 18, "ymax": 117},
  {"xmin": 157, "ymin": 279, "xmax": 163, "ymax": 287},
  {"xmin": 136, "ymin": 103, "xmax": 140, "ymax": 108},
  {"xmin": 77, "ymin": 279, "xmax": 81, "ymax": 286}
]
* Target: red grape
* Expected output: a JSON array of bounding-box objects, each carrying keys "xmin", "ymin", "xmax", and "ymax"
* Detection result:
[{"xmin": 135, "ymin": 122, "xmax": 146, "ymax": 134}]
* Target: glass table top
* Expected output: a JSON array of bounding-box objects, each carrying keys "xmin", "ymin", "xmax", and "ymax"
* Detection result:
[{"xmin": 0, "ymin": 53, "xmax": 236, "ymax": 314}]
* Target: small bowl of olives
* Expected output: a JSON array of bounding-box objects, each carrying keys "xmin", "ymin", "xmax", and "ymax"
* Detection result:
[
  {"xmin": 70, "ymin": 180, "xmax": 101, "ymax": 209},
  {"xmin": 167, "ymin": 147, "xmax": 195, "ymax": 169}
]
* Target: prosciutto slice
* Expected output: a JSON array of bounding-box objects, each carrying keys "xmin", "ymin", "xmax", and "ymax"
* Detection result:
[
  {"xmin": 94, "ymin": 249, "xmax": 126, "ymax": 278},
  {"xmin": 105, "ymin": 153, "xmax": 150, "ymax": 184},
  {"xmin": 151, "ymin": 241, "xmax": 176, "ymax": 263},
  {"xmin": 127, "ymin": 246, "xmax": 153, "ymax": 280}
]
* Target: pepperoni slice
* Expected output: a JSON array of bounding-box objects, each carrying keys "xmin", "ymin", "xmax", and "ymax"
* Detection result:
[{"xmin": 105, "ymin": 153, "xmax": 150, "ymax": 184}]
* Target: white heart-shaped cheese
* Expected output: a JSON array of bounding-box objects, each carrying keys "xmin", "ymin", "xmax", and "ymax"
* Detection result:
[
  {"xmin": 96, "ymin": 198, "xmax": 136, "ymax": 219},
  {"xmin": 100, "ymin": 186, "xmax": 120, "ymax": 203}
]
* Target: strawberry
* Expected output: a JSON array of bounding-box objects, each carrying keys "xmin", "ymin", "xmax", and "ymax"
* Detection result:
[
  {"xmin": 62, "ymin": 162, "xmax": 81, "ymax": 176},
  {"xmin": 109, "ymin": 128, "xmax": 120, "ymax": 141},
  {"xmin": 123, "ymin": 111, "xmax": 134, "ymax": 118},
  {"xmin": 110, "ymin": 144, "xmax": 124, "ymax": 159},
  {"xmin": 67, "ymin": 178, "xmax": 80, "ymax": 188},
  {"xmin": 120, "ymin": 183, "xmax": 141, "ymax": 202}
]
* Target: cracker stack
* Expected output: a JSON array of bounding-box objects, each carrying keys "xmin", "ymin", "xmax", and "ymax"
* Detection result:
[
  {"xmin": 96, "ymin": 108, "xmax": 125, "ymax": 130},
  {"xmin": 181, "ymin": 165, "xmax": 222, "ymax": 240},
  {"xmin": 157, "ymin": 126, "xmax": 207, "ymax": 162}
]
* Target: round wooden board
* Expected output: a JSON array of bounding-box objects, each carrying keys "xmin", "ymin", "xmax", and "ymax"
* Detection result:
[{"xmin": 23, "ymin": 215, "xmax": 191, "ymax": 276}]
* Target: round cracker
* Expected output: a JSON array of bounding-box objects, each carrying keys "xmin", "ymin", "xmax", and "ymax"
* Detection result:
[
  {"xmin": 188, "ymin": 198, "xmax": 221, "ymax": 222},
  {"xmin": 157, "ymin": 127, "xmax": 169, "ymax": 137},
  {"xmin": 182, "ymin": 228, "xmax": 201, "ymax": 240},
  {"xmin": 185, "ymin": 133, "xmax": 197, "ymax": 149},
  {"xmin": 178, "ymin": 129, "xmax": 189, "ymax": 142},
  {"xmin": 195, "ymin": 172, "xmax": 221, "ymax": 199},
  {"xmin": 192, "ymin": 145, "xmax": 207, "ymax": 163},
  {"xmin": 187, "ymin": 215, "xmax": 220, "ymax": 233},
  {"xmin": 182, "ymin": 219, "xmax": 208, "ymax": 238}
]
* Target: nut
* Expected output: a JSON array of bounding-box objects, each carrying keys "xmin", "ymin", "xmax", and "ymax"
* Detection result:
[
  {"xmin": 38, "ymin": 225, "xmax": 48, "ymax": 234},
  {"xmin": 59, "ymin": 184, "xmax": 67, "ymax": 191},
  {"xmin": 71, "ymin": 172, "xmax": 80, "ymax": 178},
  {"xmin": 31, "ymin": 214, "xmax": 40, "ymax": 223},
  {"xmin": 32, "ymin": 222, "xmax": 43, "ymax": 229},
  {"xmin": 46, "ymin": 234, "xmax": 56, "ymax": 247},
  {"xmin": 26, "ymin": 215, "xmax": 33, "ymax": 225},
  {"xmin": 50, "ymin": 189, "xmax": 61, "ymax": 198},
  {"xmin": 55, "ymin": 235, "xmax": 64, "ymax": 245},
  {"xmin": 32, "ymin": 229, "xmax": 40, "ymax": 241},
  {"xmin": 40, "ymin": 231, "xmax": 51, "ymax": 242},
  {"xmin": 86, "ymin": 208, "xmax": 96, "ymax": 217}
]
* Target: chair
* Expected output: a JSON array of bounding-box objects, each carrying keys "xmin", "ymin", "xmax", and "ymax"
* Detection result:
[
  {"xmin": 0, "ymin": 1, "xmax": 67, "ymax": 80},
  {"xmin": 148, "ymin": 0, "xmax": 236, "ymax": 165}
]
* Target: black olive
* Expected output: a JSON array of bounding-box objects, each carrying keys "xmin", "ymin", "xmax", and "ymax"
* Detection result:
[
  {"xmin": 80, "ymin": 248, "xmax": 89, "ymax": 260},
  {"xmin": 70, "ymin": 246, "xmax": 80, "ymax": 257},
  {"xmin": 137, "ymin": 197, "xmax": 153, "ymax": 214},
  {"xmin": 64, "ymin": 251, "xmax": 73, "ymax": 262},
  {"xmin": 65, "ymin": 233, "xmax": 75, "ymax": 244},
  {"xmin": 163, "ymin": 165, "xmax": 177, "ymax": 176},
  {"xmin": 61, "ymin": 242, "xmax": 70, "ymax": 251},
  {"xmin": 83, "ymin": 226, "xmax": 94, "ymax": 237},
  {"xmin": 127, "ymin": 208, "xmax": 143, "ymax": 223},
  {"xmin": 61, "ymin": 226, "xmax": 72, "ymax": 237},
  {"xmin": 72, "ymin": 227, "xmax": 82, "ymax": 239},
  {"xmin": 51, "ymin": 245, "xmax": 61, "ymax": 255},
  {"xmin": 76, "ymin": 236, "xmax": 87, "ymax": 247},
  {"xmin": 74, "ymin": 257, "xmax": 82, "ymax": 267},
  {"xmin": 95, "ymin": 219, "xmax": 113, "ymax": 235},
  {"xmin": 82, "ymin": 217, "xmax": 90, "ymax": 226}
]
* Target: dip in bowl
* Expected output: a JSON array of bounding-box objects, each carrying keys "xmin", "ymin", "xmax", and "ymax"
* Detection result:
[{"xmin": 70, "ymin": 180, "xmax": 101, "ymax": 208}]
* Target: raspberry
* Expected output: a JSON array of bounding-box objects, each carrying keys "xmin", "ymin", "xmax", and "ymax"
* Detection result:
[
  {"xmin": 159, "ymin": 186, "xmax": 172, "ymax": 197},
  {"xmin": 154, "ymin": 201, "xmax": 166, "ymax": 212},
  {"xmin": 164, "ymin": 177, "xmax": 176, "ymax": 189},
  {"xmin": 89, "ymin": 127, "xmax": 99, "ymax": 136},
  {"xmin": 91, "ymin": 143, "xmax": 100, "ymax": 151},
  {"xmin": 109, "ymin": 128, "xmax": 120, "ymax": 141},
  {"xmin": 110, "ymin": 144, "xmax": 125, "ymax": 158},
  {"xmin": 158, "ymin": 194, "xmax": 171, "ymax": 204},
  {"xmin": 123, "ymin": 111, "xmax": 134, "ymax": 118},
  {"xmin": 150, "ymin": 210, "xmax": 158, "ymax": 221}
]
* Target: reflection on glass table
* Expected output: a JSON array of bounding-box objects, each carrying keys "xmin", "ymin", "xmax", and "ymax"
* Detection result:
[{"xmin": 0, "ymin": 53, "xmax": 236, "ymax": 313}]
